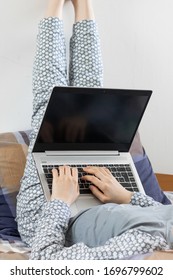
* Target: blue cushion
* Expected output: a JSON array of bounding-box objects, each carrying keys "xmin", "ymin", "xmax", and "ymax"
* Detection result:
[
  {"xmin": 133, "ymin": 150, "xmax": 171, "ymax": 205},
  {"xmin": 0, "ymin": 189, "xmax": 20, "ymax": 240}
]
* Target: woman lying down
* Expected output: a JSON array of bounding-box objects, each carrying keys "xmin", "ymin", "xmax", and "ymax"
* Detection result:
[{"xmin": 16, "ymin": 0, "xmax": 173, "ymax": 260}]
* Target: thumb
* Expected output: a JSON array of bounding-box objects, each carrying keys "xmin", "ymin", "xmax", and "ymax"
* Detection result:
[{"xmin": 90, "ymin": 185, "xmax": 106, "ymax": 203}]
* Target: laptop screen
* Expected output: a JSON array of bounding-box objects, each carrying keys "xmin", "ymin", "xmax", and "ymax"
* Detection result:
[{"xmin": 33, "ymin": 87, "xmax": 152, "ymax": 152}]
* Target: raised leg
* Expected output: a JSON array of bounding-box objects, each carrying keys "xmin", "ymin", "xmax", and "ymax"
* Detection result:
[
  {"xmin": 17, "ymin": 0, "xmax": 69, "ymax": 247},
  {"xmin": 68, "ymin": 1, "xmax": 170, "ymax": 205},
  {"xmin": 69, "ymin": 0, "xmax": 103, "ymax": 87}
]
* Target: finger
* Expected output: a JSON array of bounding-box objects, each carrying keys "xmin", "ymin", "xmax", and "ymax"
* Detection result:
[
  {"xmin": 72, "ymin": 167, "xmax": 79, "ymax": 192},
  {"xmin": 83, "ymin": 166, "xmax": 106, "ymax": 180},
  {"xmin": 52, "ymin": 169, "xmax": 59, "ymax": 189},
  {"xmin": 52, "ymin": 168, "xmax": 58, "ymax": 178},
  {"xmin": 89, "ymin": 185, "xmax": 106, "ymax": 203},
  {"xmin": 59, "ymin": 165, "xmax": 65, "ymax": 176},
  {"xmin": 82, "ymin": 175, "xmax": 104, "ymax": 191},
  {"xmin": 64, "ymin": 165, "xmax": 71, "ymax": 176},
  {"xmin": 72, "ymin": 167, "xmax": 78, "ymax": 181},
  {"xmin": 106, "ymin": 167, "xmax": 112, "ymax": 174},
  {"xmin": 94, "ymin": 166, "xmax": 111, "ymax": 176},
  {"xmin": 102, "ymin": 167, "xmax": 112, "ymax": 175}
]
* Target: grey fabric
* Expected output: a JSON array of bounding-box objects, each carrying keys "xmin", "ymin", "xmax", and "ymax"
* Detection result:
[
  {"xmin": 66, "ymin": 203, "xmax": 173, "ymax": 248},
  {"xmin": 30, "ymin": 194, "xmax": 169, "ymax": 260}
]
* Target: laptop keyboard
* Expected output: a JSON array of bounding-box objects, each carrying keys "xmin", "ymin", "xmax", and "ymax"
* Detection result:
[{"xmin": 42, "ymin": 164, "xmax": 139, "ymax": 194}]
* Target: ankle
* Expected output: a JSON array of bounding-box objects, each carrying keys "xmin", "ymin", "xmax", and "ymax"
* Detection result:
[
  {"xmin": 72, "ymin": 0, "xmax": 95, "ymax": 22},
  {"xmin": 45, "ymin": 0, "xmax": 66, "ymax": 19}
]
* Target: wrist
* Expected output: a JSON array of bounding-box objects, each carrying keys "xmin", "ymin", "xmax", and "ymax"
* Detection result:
[{"xmin": 123, "ymin": 191, "xmax": 134, "ymax": 204}]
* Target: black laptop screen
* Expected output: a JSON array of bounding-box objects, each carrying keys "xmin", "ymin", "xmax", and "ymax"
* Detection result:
[{"xmin": 33, "ymin": 87, "xmax": 152, "ymax": 152}]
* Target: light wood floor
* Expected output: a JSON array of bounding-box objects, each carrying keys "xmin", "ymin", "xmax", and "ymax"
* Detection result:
[{"xmin": 155, "ymin": 173, "xmax": 173, "ymax": 191}]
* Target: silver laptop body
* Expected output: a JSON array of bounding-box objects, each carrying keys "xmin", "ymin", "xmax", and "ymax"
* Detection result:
[{"xmin": 32, "ymin": 86, "xmax": 152, "ymax": 215}]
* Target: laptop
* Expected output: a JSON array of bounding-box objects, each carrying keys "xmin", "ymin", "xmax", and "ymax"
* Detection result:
[{"xmin": 32, "ymin": 86, "xmax": 152, "ymax": 215}]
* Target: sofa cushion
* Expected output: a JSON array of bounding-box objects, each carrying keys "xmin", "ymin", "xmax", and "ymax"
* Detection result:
[{"xmin": 0, "ymin": 131, "xmax": 29, "ymax": 241}]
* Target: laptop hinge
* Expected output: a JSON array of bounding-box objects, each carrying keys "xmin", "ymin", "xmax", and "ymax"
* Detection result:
[{"xmin": 45, "ymin": 151, "xmax": 120, "ymax": 156}]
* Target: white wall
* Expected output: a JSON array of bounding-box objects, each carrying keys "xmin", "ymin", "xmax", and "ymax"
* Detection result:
[{"xmin": 0, "ymin": 0, "xmax": 173, "ymax": 174}]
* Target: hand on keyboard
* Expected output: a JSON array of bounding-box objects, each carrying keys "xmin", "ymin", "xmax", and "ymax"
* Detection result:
[
  {"xmin": 51, "ymin": 166, "xmax": 80, "ymax": 206},
  {"xmin": 82, "ymin": 166, "xmax": 133, "ymax": 204}
]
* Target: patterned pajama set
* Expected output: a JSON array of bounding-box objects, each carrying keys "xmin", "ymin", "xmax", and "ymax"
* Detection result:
[{"xmin": 16, "ymin": 18, "xmax": 173, "ymax": 260}]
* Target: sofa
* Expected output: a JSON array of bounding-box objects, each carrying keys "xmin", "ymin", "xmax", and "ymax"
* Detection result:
[{"xmin": 0, "ymin": 130, "xmax": 172, "ymax": 260}]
